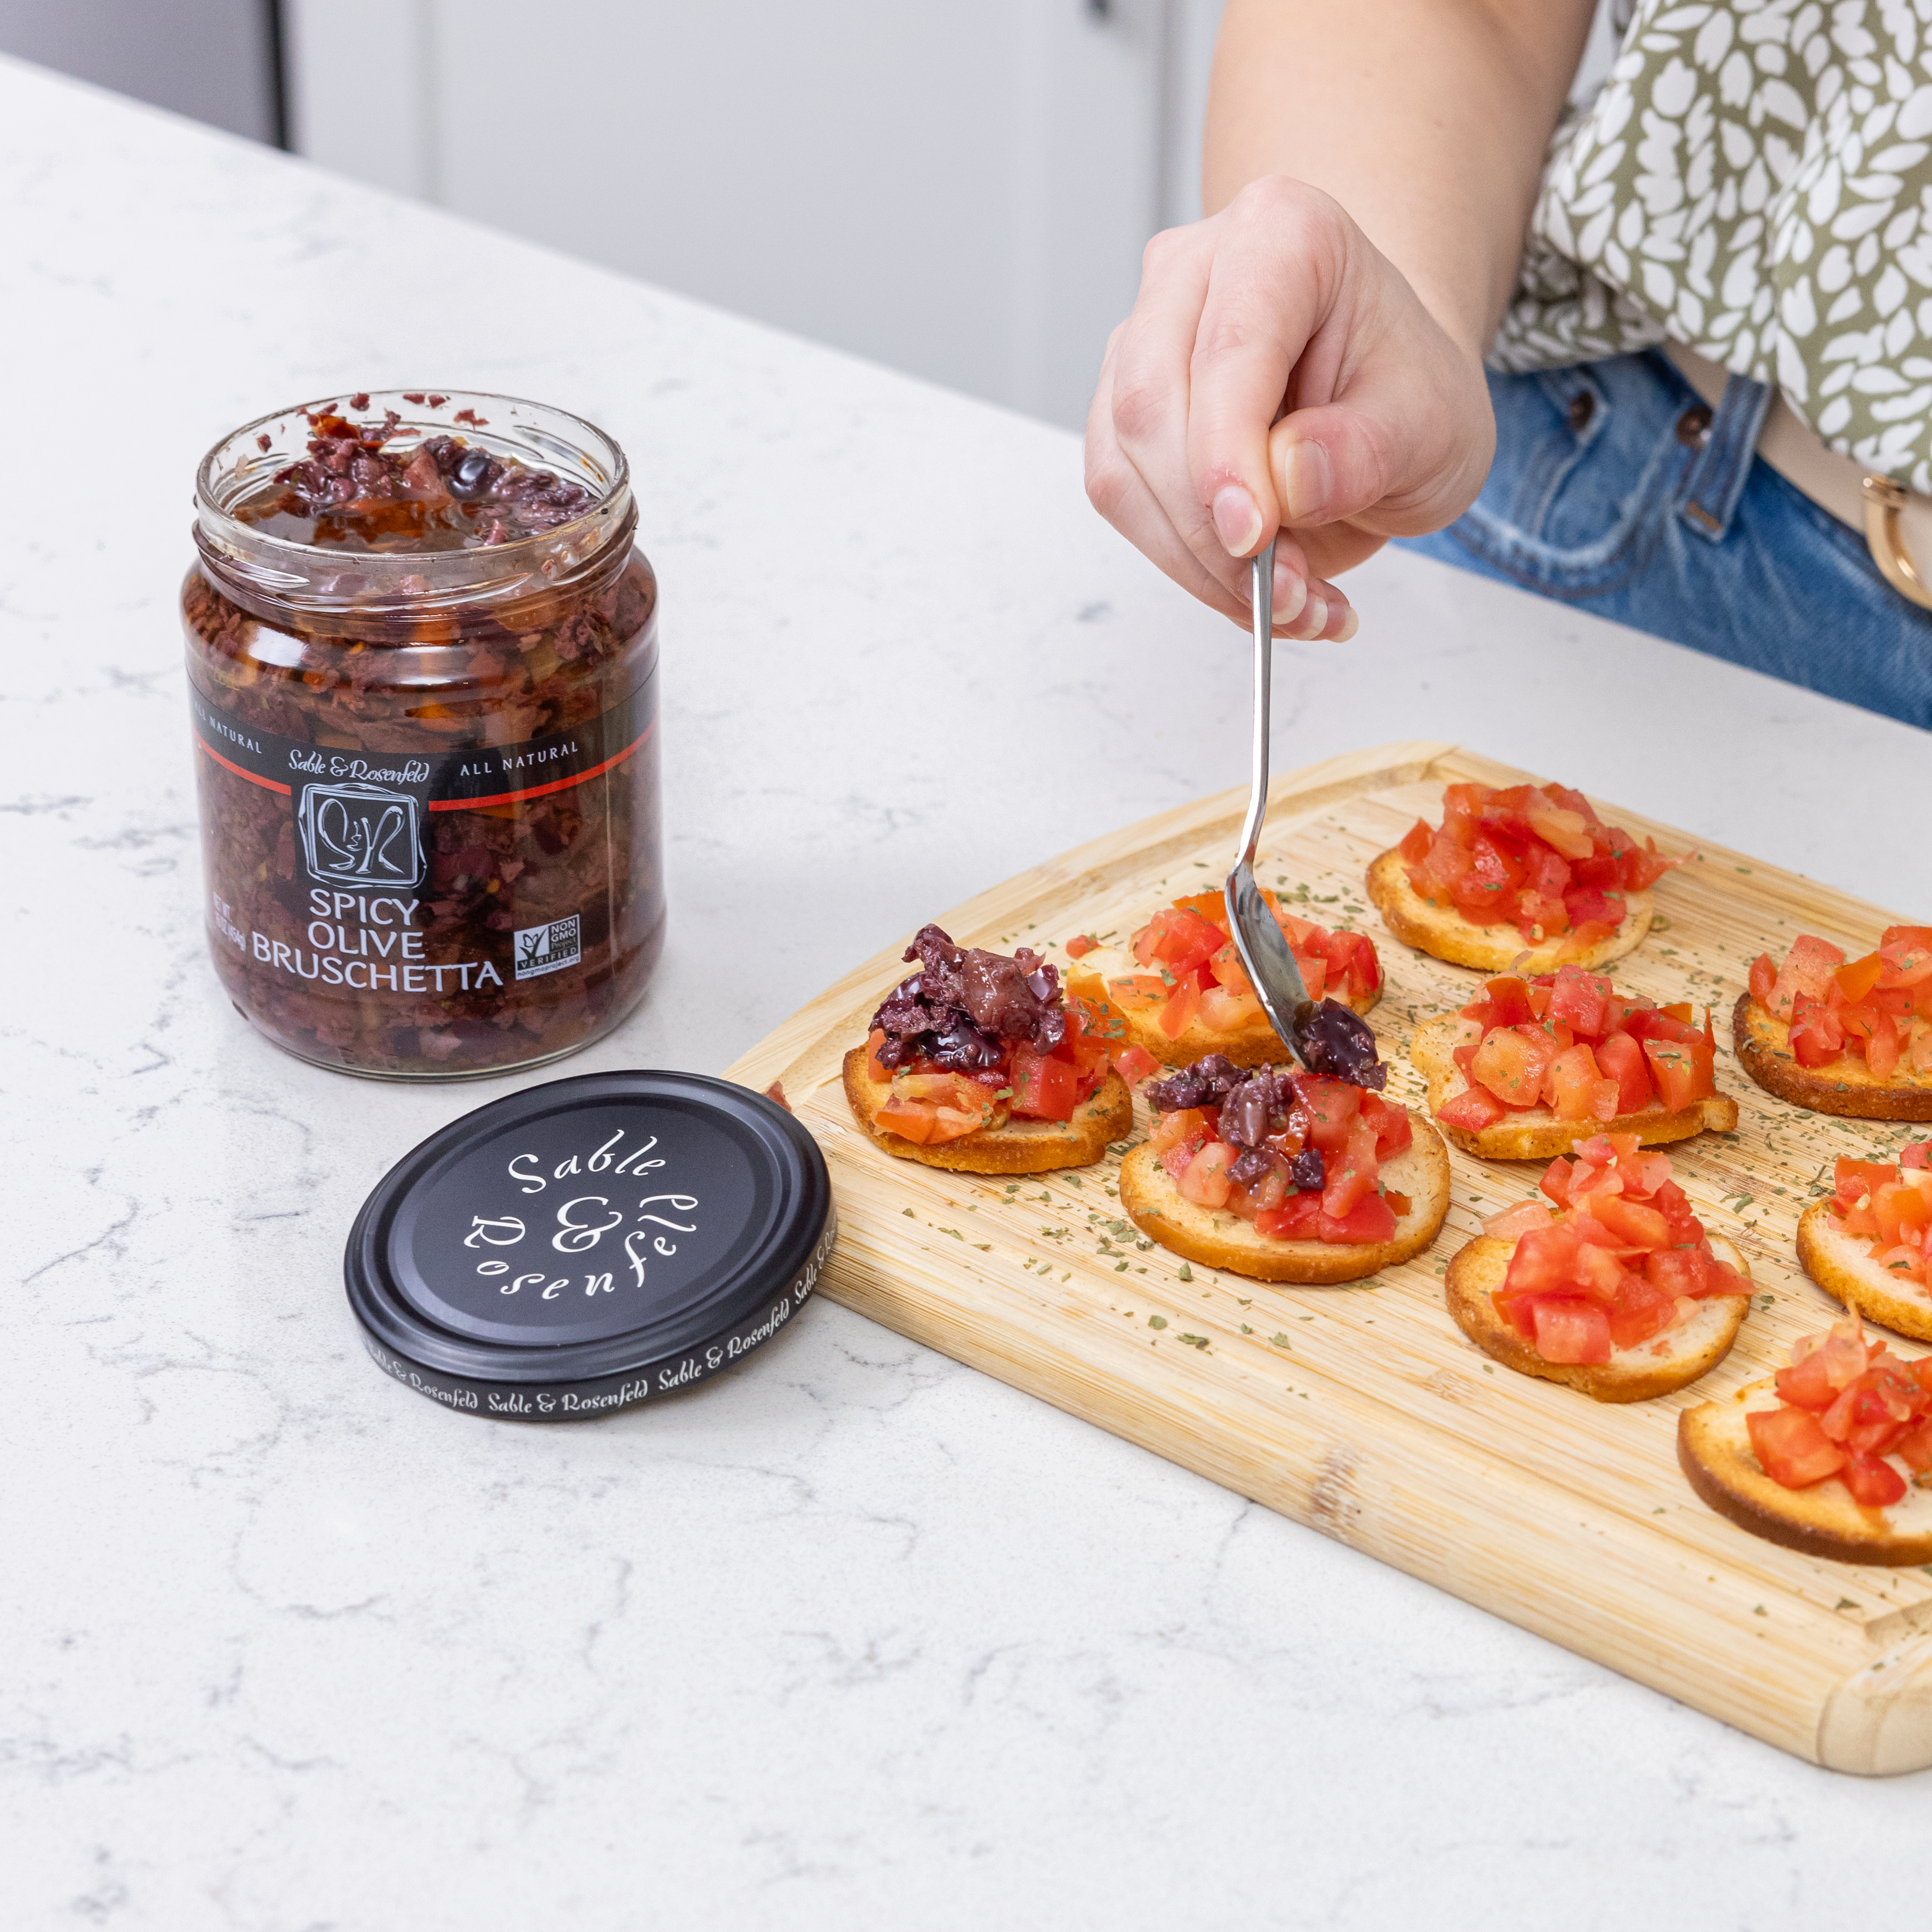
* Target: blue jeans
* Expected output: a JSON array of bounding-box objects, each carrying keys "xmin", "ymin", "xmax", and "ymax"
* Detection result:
[{"xmin": 1398, "ymin": 351, "xmax": 1932, "ymax": 730}]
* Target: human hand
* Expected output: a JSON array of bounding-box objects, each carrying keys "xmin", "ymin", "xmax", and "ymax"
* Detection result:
[{"xmin": 1084, "ymin": 175, "xmax": 1496, "ymax": 640}]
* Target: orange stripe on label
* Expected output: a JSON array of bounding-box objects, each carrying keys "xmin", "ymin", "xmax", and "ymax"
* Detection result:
[
  {"xmin": 195, "ymin": 732, "xmax": 292, "ymax": 794},
  {"xmin": 426, "ymin": 721, "xmax": 655, "ymax": 811}
]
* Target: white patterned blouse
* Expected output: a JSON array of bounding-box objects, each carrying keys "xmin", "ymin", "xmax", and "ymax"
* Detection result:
[{"xmin": 1494, "ymin": 0, "xmax": 1932, "ymax": 493}]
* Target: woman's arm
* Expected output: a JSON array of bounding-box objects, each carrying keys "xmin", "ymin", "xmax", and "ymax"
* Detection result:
[
  {"xmin": 1207, "ymin": 0, "xmax": 1593, "ymax": 362},
  {"xmin": 1086, "ymin": 0, "xmax": 1594, "ymax": 639}
]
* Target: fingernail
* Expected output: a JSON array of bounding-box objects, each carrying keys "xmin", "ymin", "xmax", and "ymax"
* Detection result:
[
  {"xmin": 1272, "ymin": 562, "xmax": 1307, "ymax": 623},
  {"xmin": 1334, "ymin": 606, "xmax": 1359, "ymax": 643},
  {"xmin": 1278, "ymin": 439, "xmax": 1332, "ymax": 523},
  {"xmin": 1293, "ymin": 594, "xmax": 1328, "ymax": 639},
  {"xmin": 1211, "ymin": 484, "xmax": 1264, "ymax": 557}
]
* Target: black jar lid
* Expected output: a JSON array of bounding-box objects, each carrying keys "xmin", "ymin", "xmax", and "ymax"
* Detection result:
[{"xmin": 344, "ymin": 1070, "xmax": 834, "ymax": 1420}]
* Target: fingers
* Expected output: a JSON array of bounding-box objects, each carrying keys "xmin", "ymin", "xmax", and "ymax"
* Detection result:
[
  {"xmin": 1183, "ymin": 177, "xmax": 1345, "ymax": 552},
  {"xmin": 1089, "ymin": 301, "xmax": 1334, "ymax": 634},
  {"xmin": 1264, "ymin": 294, "xmax": 1496, "ymax": 539},
  {"xmin": 1087, "ymin": 340, "xmax": 1259, "ymax": 628},
  {"xmin": 1102, "ymin": 225, "xmax": 1263, "ymax": 611}
]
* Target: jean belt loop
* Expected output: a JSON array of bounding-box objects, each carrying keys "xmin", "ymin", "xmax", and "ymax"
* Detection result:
[{"xmin": 1678, "ymin": 371, "xmax": 1773, "ymax": 544}]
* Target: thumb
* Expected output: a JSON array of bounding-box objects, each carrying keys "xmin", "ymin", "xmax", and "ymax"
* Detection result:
[{"xmin": 1267, "ymin": 378, "xmax": 1493, "ymax": 540}]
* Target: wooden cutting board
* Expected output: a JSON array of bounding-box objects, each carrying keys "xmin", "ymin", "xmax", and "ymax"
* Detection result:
[{"xmin": 724, "ymin": 741, "xmax": 1932, "ymax": 1773}]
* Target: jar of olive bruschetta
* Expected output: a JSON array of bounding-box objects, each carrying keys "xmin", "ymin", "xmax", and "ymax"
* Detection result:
[{"xmin": 184, "ymin": 390, "xmax": 664, "ymax": 1079}]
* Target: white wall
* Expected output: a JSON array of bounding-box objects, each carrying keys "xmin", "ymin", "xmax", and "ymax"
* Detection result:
[
  {"xmin": 288, "ymin": 0, "xmax": 1229, "ymax": 430},
  {"xmin": 0, "ymin": 0, "xmax": 280, "ymax": 143}
]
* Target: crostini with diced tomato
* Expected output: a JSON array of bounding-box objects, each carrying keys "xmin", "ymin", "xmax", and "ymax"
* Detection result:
[
  {"xmin": 1678, "ymin": 1316, "xmax": 1932, "ymax": 1564},
  {"xmin": 1733, "ymin": 928, "xmax": 1932, "ymax": 1119},
  {"xmin": 843, "ymin": 923, "xmax": 1132, "ymax": 1174},
  {"xmin": 1070, "ymin": 890, "xmax": 1380, "ymax": 1071},
  {"xmin": 1796, "ymin": 1141, "xmax": 1932, "ymax": 1343},
  {"xmin": 1412, "ymin": 963, "xmax": 1737, "ymax": 1158},
  {"xmin": 1366, "ymin": 780, "xmax": 1678, "ymax": 972},
  {"xmin": 1443, "ymin": 1136, "xmax": 1752, "ymax": 1402},
  {"xmin": 1117, "ymin": 1053, "xmax": 1449, "ymax": 1284}
]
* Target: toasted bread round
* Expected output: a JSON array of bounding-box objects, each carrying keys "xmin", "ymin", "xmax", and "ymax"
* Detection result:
[
  {"xmin": 1116, "ymin": 1123, "xmax": 1450, "ymax": 1284},
  {"xmin": 1410, "ymin": 1014, "xmax": 1738, "ymax": 1159},
  {"xmin": 1443, "ymin": 1234, "xmax": 1751, "ymax": 1402},
  {"xmin": 1732, "ymin": 992, "xmax": 1932, "ymax": 1121},
  {"xmin": 1678, "ymin": 1377, "xmax": 1932, "ymax": 1565},
  {"xmin": 842, "ymin": 1050, "xmax": 1131, "ymax": 1175},
  {"xmin": 1364, "ymin": 848, "xmax": 1652, "ymax": 972},
  {"xmin": 1797, "ymin": 1197, "xmax": 1932, "ymax": 1344},
  {"xmin": 1116, "ymin": 978, "xmax": 1381, "ymax": 1071}
]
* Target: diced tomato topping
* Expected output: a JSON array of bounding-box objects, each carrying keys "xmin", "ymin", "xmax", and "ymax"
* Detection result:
[
  {"xmin": 1747, "ymin": 1407, "xmax": 1848, "ymax": 1489},
  {"xmin": 1642, "ymin": 1034, "xmax": 1717, "ymax": 1110},
  {"xmin": 1545, "ymin": 964, "xmax": 1612, "ymax": 1036},
  {"xmin": 1490, "ymin": 1142, "xmax": 1745, "ymax": 1368},
  {"xmin": 1469, "ymin": 1026, "xmax": 1559, "ymax": 1107},
  {"xmin": 1111, "ymin": 1044, "xmax": 1162, "ymax": 1085},
  {"xmin": 1775, "ymin": 1348, "xmax": 1843, "ymax": 1410},
  {"xmin": 1532, "ymin": 1298, "xmax": 1612, "ymax": 1364},
  {"xmin": 1824, "ymin": 1150, "xmax": 1932, "ymax": 1287},
  {"xmin": 1396, "ymin": 818, "xmax": 1434, "ymax": 866},
  {"xmin": 1749, "ymin": 1313, "xmax": 1932, "ymax": 1504},
  {"xmin": 1437, "ymin": 966, "xmax": 1725, "ymax": 1132},
  {"xmin": 1150, "ymin": 1107, "xmax": 1208, "ymax": 1158},
  {"xmin": 1789, "ymin": 995, "xmax": 1846, "ymax": 1068},
  {"xmin": 1842, "ymin": 1452, "xmax": 1909, "ymax": 1508},
  {"xmin": 1065, "ymin": 934, "xmax": 1097, "ymax": 959},
  {"xmin": 1358, "ymin": 1091, "xmax": 1413, "ymax": 1157},
  {"xmin": 1327, "ymin": 1192, "xmax": 1398, "ymax": 1243},
  {"xmin": 866, "ymin": 1027, "xmax": 893, "ymax": 1084},
  {"xmin": 1107, "ymin": 974, "xmax": 1168, "ymax": 1012},
  {"xmin": 1178, "ymin": 1140, "xmax": 1236, "ymax": 1208},
  {"xmin": 1504, "ymin": 1221, "xmax": 1584, "ymax": 1295},
  {"xmin": 1836, "ymin": 952, "xmax": 1885, "ymax": 1003},
  {"xmin": 1321, "ymin": 1122, "xmax": 1380, "ymax": 1219},
  {"xmin": 877, "ymin": 1070, "xmax": 1003, "ymax": 1145},
  {"xmin": 1124, "ymin": 891, "xmax": 1378, "ymax": 1029},
  {"xmin": 1605, "ymin": 1273, "xmax": 1679, "ymax": 1348},
  {"xmin": 1057, "ymin": 996, "xmax": 1114, "ymax": 1082},
  {"xmin": 1399, "ymin": 780, "xmax": 1678, "ymax": 935},
  {"xmin": 1485, "ymin": 1200, "xmax": 1554, "ymax": 1241},
  {"xmin": 1466, "ymin": 975, "xmax": 1536, "ymax": 1030},
  {"xmin": 1868, "ymin": 1010, "xmax": 1903, "ymax": 1080},
  {"xmin": 1592, "ymin": 1030, "xmax": 1652, "ymax": 1114},
  {"xmin": 1199, "ymin": 985, "xmax": 1264, "ymax": 1032},
  {"xmin": 1157, "ymin": 969, "xmax": 1204, "ymax": 1040},
  {"xmin": 1896, "ymin": 1418, "xmax": 1932, "ymax": 1474},
  {"xmin": 1254, "ymin": 1195, "xmax": 1326, "ymax": 1241},
  {"xmin": 1644, "ymin": 1245, "xmax": 1709, "ymax": 1298},
  {"xmin": 1009, "ymin": 1046, "xmax": 1078, "ymax": 1122},
  {"xmin": 1297, "ymin": 1077, "xmax": 1363, "ymax": 1150},
  {"xmin": 1252, "ymin": 1191, "xmax": 1398, "ymax": 1246},
  {"xmin": 1546, "ymin": 1042, "xmax": 1620, "ymax": 1123},
  {"xmin": 1438, "ymin": 1086, "xmax": 1507, "ymax": 1133},
  {"xmin": 1148, "ymin": 1070, "xmax": 1421, "ymax": 1247},
  {"xmin": 1133, "ymin": 906, "xmax": 1224, "ymax": 975},
  {"xmin": 1753, "ymin": 932, "xmax": 1932, "ymax": 1080},
  {"xmin": 1768, "ymin": 934, "xmax": 1847, "ymax": 1018}
]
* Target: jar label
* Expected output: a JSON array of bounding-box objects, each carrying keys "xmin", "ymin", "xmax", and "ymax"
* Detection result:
[{"xmin": 189, "ymin": 679, "xmax": 656, "ymax": 893}]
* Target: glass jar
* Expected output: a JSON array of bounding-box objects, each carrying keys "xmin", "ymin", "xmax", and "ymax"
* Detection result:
[{"xmin": 184, "ymin": 389, "xmax": 664, "ymax": 1080}]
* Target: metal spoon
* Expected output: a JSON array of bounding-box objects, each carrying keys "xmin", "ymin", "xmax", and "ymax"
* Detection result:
[{"xmin": 1222, "ymin": 541, "xmax": 1384, "ymax": 1085}]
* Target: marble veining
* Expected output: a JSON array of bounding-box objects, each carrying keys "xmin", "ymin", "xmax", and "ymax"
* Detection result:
[{"xmin": 2, "ymin": 53, "xmax": 1928, "ymax": 1932}]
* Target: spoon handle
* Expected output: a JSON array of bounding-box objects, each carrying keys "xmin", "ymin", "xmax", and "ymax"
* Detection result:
[{"xmin": 1234, "ymin": 540, "xmax": 1275, "ymax": 869}]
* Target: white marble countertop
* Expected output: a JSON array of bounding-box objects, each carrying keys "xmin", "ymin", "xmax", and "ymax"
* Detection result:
[{"xmin": 5, "ymin": 55, "xmax": 1928, "ymax": 1931}]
